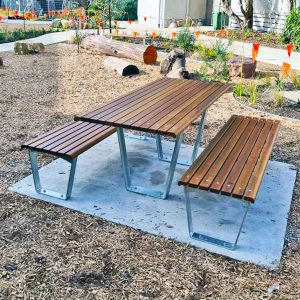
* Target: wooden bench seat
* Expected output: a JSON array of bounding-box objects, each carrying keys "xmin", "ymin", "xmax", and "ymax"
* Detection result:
[
  {"xmin": 179, "ymin": 115, "xmax": 280, "ymax": 249},
  {"xmin": 22, "ymin": 121, "xmax": 115, "ymax": 200}
]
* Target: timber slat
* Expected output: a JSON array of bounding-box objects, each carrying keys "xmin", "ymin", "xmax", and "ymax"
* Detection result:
[
  {"xmin": 76, "ymin": 78, "xmax": 232, "ymax": 137},
  {"xmin": 22, "ymin": 122, "xmax": 116, "ymax": 159},
  {"xmin": 179, "ymin": 115, "xmax": 280, "ymax": 203}
]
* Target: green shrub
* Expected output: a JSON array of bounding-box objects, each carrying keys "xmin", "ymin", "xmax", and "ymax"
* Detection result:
[
  {"xmin": 233, "ymin": 83, "xmax": 250, "ymax": 98},
  {"xmin": 282, "ymin": 8, "xmax": 300, "ymax": 51},
  {"xmin": 176, "ymin": 27, "xmax": 195, "ymax": 52},
  {"xmin": 249, "ymin": 83, "xmax": 258, "ymax": 105}
]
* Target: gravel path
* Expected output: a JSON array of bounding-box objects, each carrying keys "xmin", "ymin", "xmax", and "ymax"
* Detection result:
[{"xmin": 0, "ymin": 44, "xmax": 299, "ymax": 299}]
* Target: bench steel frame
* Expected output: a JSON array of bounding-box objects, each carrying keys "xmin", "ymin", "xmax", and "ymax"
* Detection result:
[
  {"xmin": 28, "ymin": 150, "xmax": 77, "ymax": 200},
  {"xmin": 117, "ymin": 127, "xmax": 184, "ymax": 199},
  {"xmin": 156, "ymin": 111, "xmax": 207, "ymax": 166},
  {"xmin": 184, "ymin": 186, "xmax": 251, "ymax": 250}
]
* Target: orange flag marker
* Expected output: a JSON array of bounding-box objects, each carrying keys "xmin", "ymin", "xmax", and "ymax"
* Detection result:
[
  {"xmin": 252, "ymin": 43, "xmax": 260, "ymax": 63},
  {"xmin": 133, "ymin": 31, "xmax": 138, "ymax": 38},
  {"xmin": 152, "ymin": 32, "xmax": 157, "ymax": 39},
  {"xmin": 172, "ymin": 32, "xmax": 177, "ymax": 39},
  {"xmin": 282, "ymin": 62, "xmax": 291, "ymax": 78},
  {"xmin": 287, "ymin": 44, "xmax": 294, "ymax": 58},
  {"xmin": 194, "ymin": 31, "xmax": 201, "ymax": 38}
]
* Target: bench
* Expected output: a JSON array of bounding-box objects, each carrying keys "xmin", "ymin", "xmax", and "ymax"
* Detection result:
[
  {"xmin": 178, "ymin": 115, "xmax": 280, "ymax": 250},
  {"xmin": 22, "ymin": 121, "xmax": 115, "ymax": 200}
]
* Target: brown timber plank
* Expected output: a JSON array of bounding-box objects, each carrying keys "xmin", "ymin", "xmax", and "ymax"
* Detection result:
[
  {"xmin": 199, "ymin": 117, "xmax": 257, "ymax": 190},
  {"xmin": 222, "ymin": 120, "xmax": 274, "ymax": 197},
  {"xmin": 22, "ymin": 121, "xmax": 85, "ymax": 148},
  {"xmin": 243, "ymin": 120, "xmax": 280, "ymax": 202},
  {"xmin": 147, "ymin": 82, "xmax": 221, "ymax": 133},
  {"xmin": 169, "ymin": 84, "xmax": 232, "ymax": 137},
  {"xmin": 123, "ymin": 81, "xmax": 203, "ymax": 127},
  {"xmin": 178, "ymin": 116, "xmax": 240, "ymax": 186},
  {"xmin": 99, "ymin": 80, "xmax": 191, "ymax": 124},
  {"xmin": 80, "ymin": 78, "xmax": 173, "ymax": 120},
  {"xmin": 188, "ymin": 117, "xmax": 250, "ymax": 188},
  {"xmin": 49, "ymin": 124, "xmax": 109, "ymax": 153},
  {"xmin": 210, "ymin": 118, "xmax": 265, "ymax": 193},
  {"xmin": 27, "ymin": 122, "xmax": 92, "ymax": 149},
  {"xmin": 44, "ymin": 123, "xmax": 102, "ymax": 151},
  {"xmin": 64, "ymin": 127, "xmax": 115, "ymax": 158}
]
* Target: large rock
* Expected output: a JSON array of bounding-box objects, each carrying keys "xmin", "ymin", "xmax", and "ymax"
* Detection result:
[
  {"xmin": 51, "ymin": 18, "xmax": 62, "ymax": 28},
  {"xmin": 0, "ymin": 57, "xmax": 3, "ymax": 67},
  {"xmin": 14, "ymin": 42, "xmax": 45, "ymax": 55},
  {"xmin": 228, "ymin": 57, "xmax": 256, "ymax": 78},
  {"xmin": 166, "ymin": 67, "xmax": 190, "ymax": 79},
  {"xmin": 160, "ymin": 49, "xmax": 186, "ymax": 74}
]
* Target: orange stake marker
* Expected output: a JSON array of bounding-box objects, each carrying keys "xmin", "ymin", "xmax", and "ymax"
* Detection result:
[
  {"xmin": 133, "ymin": 31, "xmax": 138, "ymax": 38},
  {"xmin": 194, "ymin": 31, "xmax": 201, "ymax": 38},
  {"xmin": 282, "ymin": 62, "xmax": 291, "ymax": 78},
  {"xmin": 287, "ymin": 43, "xmax": 294, "ymax": 58},
  {"xmin": 152, "ymin": 32, "xmax": 157, "ymax": 39},
  {"xmin": 172, "ymin": 32, "xmax": 177, "ymax": 39},
  {"xmin": 252, "ymin": 43, "xmax": 260, "ymax": 63}
]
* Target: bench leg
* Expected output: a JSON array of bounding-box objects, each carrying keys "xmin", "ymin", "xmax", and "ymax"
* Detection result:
[
  {"xmin": 117, "ymin": 127, "xmax": 183, "ymax": 199},
  {"xmin": 184, "ymin": 187, "xmax": 250, "ymax": 250},
  {"xmin": 156, "ymin": 110, "xmax": 207, "ymax": 166},
  {"xmin": 28, "ymin": 150, "xmax": 77, "ymax": 200}
]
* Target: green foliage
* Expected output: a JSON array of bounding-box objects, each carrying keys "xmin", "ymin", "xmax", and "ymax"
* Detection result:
[
  {"xmin": 194, "ymin": 40, "xmax": 232, "ymax": 83},
  {"xmin": 195, "ymin": 39, "xmax": 232, "ymax": 61},
  {"xmin": 273, "ymin": 89, "xmax": 284, "ymax": 106},
  {"xmin": 282, "ymin": 8, "xmax": 300, "ymax": 51},
  {"xmin": 291, "ymin": 71, "xmax": 300, "ymax": 89},
  {"xmin": 249, "ymin": 83, "xmax": 258, "ymax": 105},
  {"xmin": 275, "ymin": 78, "xmax": 284, "ymax": 91},
  {"xmin": 162, "ymin": 41, "xmax": 171, "ymax": 52},
  {"xmin": 263, "ymin": 73, "xmax": 272, "ymax": 87},
  {"xmin": 175, "ymin": 28, "xmax": 195, "ymax": 52},
  {"xmin": 233, "ymin": 82, "xmax": 250, "ymax": 98},
  {"xmin": 0, "ymin": 28, "xmax": 47, "ymax": 44}
]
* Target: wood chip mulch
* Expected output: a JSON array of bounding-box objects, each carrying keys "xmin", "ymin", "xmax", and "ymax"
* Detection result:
[{"xmin": 0, "ymin": 44, "xmax": 299, "ymax": 299}]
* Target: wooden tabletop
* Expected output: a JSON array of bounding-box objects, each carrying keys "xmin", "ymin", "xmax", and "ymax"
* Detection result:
[{"xmin": 76, "ymin": 78, "xmax": 232, "ymax": 138}]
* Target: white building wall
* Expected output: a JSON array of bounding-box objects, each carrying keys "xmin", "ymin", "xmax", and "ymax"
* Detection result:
[
  {"xmin": 138, "ymin": 0, "xmax": 207, "ymax": 28},
  {"xmin": 226, "ymin": 0, "xmax": 294, "ymax": 33}
]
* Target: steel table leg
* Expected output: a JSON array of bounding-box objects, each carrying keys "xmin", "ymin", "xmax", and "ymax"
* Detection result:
[
  {"xmin": 156, "ymin": 110, "xmax": 207, "ymax": 166},
  {"xmin": 117, "ymin": 127, "xmax": 183, "ymax": 199}
]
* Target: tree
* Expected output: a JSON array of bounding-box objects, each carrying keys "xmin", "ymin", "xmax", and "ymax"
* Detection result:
[{"xmin": 221, "ymin": 0, "xmax": 253, "ymax": 29}]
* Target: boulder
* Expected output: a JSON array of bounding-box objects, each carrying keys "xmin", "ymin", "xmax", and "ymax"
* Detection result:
[
  {"xmin": 61, "ymin": 19, "xmax": 70, "ymax": 29},
  {"xmin": 166, "ymin": 67, "xmax": 190, "ymax": 79},
  {"xmin": 51, "ymin": 18, "xmax": 62, "ymax": 28},
  {"xmin": 0, "ymin": 57, "xmax": 3, "ymax": 67},
  {"xmin": 160, "ymin": 49, "xmax": 186, "ymax": 74},
  {"xmin": 228, "ymin": 56, "xmax": 256, "ymax": 78},
  {"xmin": 14, "ymin": 42, "xmax": 45, "ymax": 55}
]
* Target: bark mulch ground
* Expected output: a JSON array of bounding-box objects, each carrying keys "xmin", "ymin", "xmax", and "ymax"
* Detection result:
[{"xmin": 0, "ymin": 44, "xmax": 299, "ymax": 299}]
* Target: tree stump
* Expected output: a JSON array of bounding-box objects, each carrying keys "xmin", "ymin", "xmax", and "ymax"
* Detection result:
[
  {"xmin": 228, "ymin": 57, "xmax": 256, "ymax": 78},
  {"xmin": 103, "ymin": 57, "xmax": 139, "ymax": 76},
  {"xmin": 81, "ymin": 35, "xmax": 158, "ymax": 65}
]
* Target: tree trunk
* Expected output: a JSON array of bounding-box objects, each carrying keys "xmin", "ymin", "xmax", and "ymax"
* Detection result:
[
  {"xmin": 221, "ymin": 0, "xmax": 253, "ymax": 29},
  {"xmin": 103, "ymin": 57, "xmax": 140, "ymax": 76},
  {"xmin": 81, "ymin": 35, "xmax": 158, "ymax": 65}
]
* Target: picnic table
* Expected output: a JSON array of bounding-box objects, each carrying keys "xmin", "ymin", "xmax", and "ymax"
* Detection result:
[{"xmin": 76, "ymin": 78, "xmax": 231, "ymax": 199}]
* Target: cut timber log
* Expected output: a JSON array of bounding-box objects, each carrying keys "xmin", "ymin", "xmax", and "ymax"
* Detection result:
[
  {"xmin": 103, "ymin": 57, "xmax": 140, "ymax": 76},
  {"xmin": 81, "ymin": 35, "xmax": 157, "ymax": 65}
]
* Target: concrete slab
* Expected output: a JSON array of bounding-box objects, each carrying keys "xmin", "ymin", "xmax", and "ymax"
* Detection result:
[
  {"xmin": 10, "ymin": 134, "xmax": 296, "ymax": 269},
  {"xmin": 282, "ymin": 90, "xmax": 300, "ymax": 104}
]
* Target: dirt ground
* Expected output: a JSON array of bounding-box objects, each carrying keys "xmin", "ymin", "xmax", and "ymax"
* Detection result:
[
  {"xmin": 0, "ymin": 44, "xmax": 299, "ymax": 299},
  {"xmin": 0, "ymin": 22, "xmax": 51, "ymax": 32}
]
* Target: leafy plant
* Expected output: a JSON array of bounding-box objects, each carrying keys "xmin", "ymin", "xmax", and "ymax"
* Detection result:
[
  {"xmin": 249, "ymin": 83, "xmax": 258, "ymax": 105},
  {"xmin": 263, "ymin": 73, "xmax": 273, "ymax": 87},
  {"xmin": 282, "ymin": 8, "xmax": 300, "ymax": 51},
  {"xmin": 291, "ymin": 71, "xmax": 300, "ymax": 89},
  {"xmin": 273, "ymin": 89, "xmax": 284, "ymax": 106},
  {"xmin": 233, "ymin": 82, "xmax": 249, "ymax": 98},
  {"xmin": 275, "ymin": 78, "xmax": 285, "ymax": 91},
  {"xmin": 176, "ymin": 27, "xmax": 196, "ymax": 52}
]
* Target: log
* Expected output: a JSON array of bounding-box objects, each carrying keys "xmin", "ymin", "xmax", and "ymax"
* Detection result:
[
  {"xmin": 103, "ymin": 57, "xmax": 140, "ymax": 76},
  {"xmin": 81, "ymin": 35, "xmax": 157, "ymax": 65}
]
